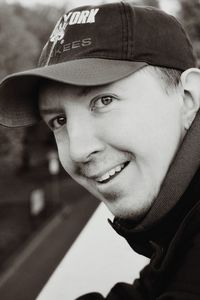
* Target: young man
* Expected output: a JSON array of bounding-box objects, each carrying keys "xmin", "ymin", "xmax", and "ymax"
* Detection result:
[{"xmin": 0, "ymin": 1, "xmax": 200, "ymax": 299}]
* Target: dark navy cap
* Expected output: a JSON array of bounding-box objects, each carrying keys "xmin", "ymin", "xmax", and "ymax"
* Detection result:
[{"xmin": 0, "ymin": 1, "xmax": 196, "ymax": 127}]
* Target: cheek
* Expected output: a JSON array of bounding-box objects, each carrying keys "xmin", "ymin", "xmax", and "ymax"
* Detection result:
[
  {"xmin": 101, "ymin": 103, "xmax": 182, "ymax": 170},
  {"xmin": 54, "ymin": 133, "xmax": 74, "ymax": 174},
  {"xmin": 96, "ymin": 108, "xmax": 148, "ymax": 152}
]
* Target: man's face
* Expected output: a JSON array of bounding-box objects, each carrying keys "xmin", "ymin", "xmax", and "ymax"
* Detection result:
[{"xmin": 39, "ymin": 68, "xmax": 185, "ymax": 221}]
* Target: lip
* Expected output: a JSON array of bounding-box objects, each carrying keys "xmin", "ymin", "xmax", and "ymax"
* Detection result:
[
  {"xmin": 94, "ymin": 161, "xmax": 130, "ymax": 185},
  {"xmin": 86, "ymin": 161, "xmax": 129, "ymax": 181}
]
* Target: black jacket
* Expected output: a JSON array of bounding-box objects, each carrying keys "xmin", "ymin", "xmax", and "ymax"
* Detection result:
[{"xmin": 78, "ymin": 110, "xmax": 200, "ymax": 300}]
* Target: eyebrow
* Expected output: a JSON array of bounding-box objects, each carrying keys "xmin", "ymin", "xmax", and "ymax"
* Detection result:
[
  {"xmin": 78, "ymin": 86, "xmax": 94, "ymax": 96},
  {"xmin": 40, "ymin": 108, "xmax": 64, "ymax": 115}
]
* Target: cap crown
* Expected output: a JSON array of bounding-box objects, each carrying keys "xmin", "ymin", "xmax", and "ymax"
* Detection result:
[{"xmin": 39, "ymin": 1, "xmax": 196, "ymax": 71}]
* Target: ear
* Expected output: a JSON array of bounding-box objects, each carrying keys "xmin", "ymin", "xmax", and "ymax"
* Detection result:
[{"xmin": 180, "ymin": 68, "xmax": 200, "ymax": 130}]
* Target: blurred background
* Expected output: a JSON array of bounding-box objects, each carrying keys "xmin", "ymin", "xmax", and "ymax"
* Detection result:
[{"xmin": 0, "ymin": 0, "xmax": 199, "ymax": 299}]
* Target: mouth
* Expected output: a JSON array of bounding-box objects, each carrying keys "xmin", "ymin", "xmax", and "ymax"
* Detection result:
[{"xmin": 95, "ymin": 161, "xmax": 130, "ymax": 184}]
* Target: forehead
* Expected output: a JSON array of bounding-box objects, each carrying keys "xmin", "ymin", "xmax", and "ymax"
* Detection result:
[
  {"xmin": 40, "ymin": 80, "xmax": 99, "ymax": 99},
  {"xmin": 39, "ymin": 80, "xmax": 106, "ymax": 107},
  {"xmin": 38, "ymin": 81, "xmax": 119, "ymax": 110},
  {"xmin": 38, "ymin": 67, "xmax": 160, "ymax": 108}
]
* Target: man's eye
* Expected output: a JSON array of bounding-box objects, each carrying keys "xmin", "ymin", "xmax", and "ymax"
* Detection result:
[
  {"xmin": 92, "ymin": 95, "xmax": 114, "ymax": 110},
  {"xmin": 49, "ymin": 115, "xmax": 66, "ymax": 130}
]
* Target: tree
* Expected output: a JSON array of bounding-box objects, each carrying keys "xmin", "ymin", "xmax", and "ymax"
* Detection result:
[
  {"xmin": 0, "ymin": 3, "xmax": 39, "ymax": 79},
  {"xmin": 0, "ymin": 3, "xmax": 64, "ymax": 174},
  {"xmin": 0, "ymin": 3, "xmax": 64, "ymax": 79},
  {"xmin": 128, "ymin": 0, "xmax": 159, "ymax": 8},
  {"xmin": 179, "ymin": 0, "xmax": 200, "ymax": 66}
]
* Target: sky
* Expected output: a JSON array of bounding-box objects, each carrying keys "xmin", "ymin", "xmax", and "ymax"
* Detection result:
[{"xmin": 5, "ymin": 0, "xmax": 181, "ymax": 15}]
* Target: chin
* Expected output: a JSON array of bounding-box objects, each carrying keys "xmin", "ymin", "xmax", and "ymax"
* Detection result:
[
  {"xmin": 105, "ymin": 200, "xmax": 152, "ymax": 223},
  {"xmin": 116, "ymin": 208, "xmax": 149, "ymax": 222}
]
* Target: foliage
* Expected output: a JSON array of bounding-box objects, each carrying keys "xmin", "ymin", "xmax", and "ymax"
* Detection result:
[
  {"xmin": 0, "ymin": 3, "xmax": 64, "ymax": 174},
  {"xmin": 0, "ymin": 3, "xmax": 64, "ymax": 79},
  {"xmin": 130, "ymin": 0, "xmax": 159, "ymax": 8},
  {"xmin": 178, "ymin": 0, "xmax": 200, "ymax": 65}
]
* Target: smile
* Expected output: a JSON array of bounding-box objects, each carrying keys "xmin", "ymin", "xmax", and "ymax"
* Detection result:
[{"xmin": 96, "ymin": 161, "xmax": 129, "ymax": 184}]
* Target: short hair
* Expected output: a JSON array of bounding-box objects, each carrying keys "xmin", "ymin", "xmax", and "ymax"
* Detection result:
[{"xmin": 143, "ymin": 66, "xmax": 183, "ymax": 94}]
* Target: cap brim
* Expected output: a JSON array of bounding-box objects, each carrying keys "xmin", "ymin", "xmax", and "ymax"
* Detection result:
[{"xmin": 0, "ymin": 58, "xmax": 147, "ymax": 127}]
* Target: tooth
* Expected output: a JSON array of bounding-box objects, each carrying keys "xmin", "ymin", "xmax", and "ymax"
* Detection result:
[
  {"xmin": 101, "ymin": 173, "xmax": 110, "ymax": 181},
  {"xmin": 96, "ymin": 163, "xmax": 126, "ymax": 183},
  {"xmin": 115, "ymin": 166, "xmax": 121, "ymax": 172},
  {"xmin": 115, "ymin": 165, "xmax": 123, "ymax": 172},
  {"xmin": 109, "ymin": 169, "xmax": 116, "ymax": 176}
]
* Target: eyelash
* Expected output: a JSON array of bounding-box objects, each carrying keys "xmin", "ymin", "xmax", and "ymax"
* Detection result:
[
  {"xmin": 49, "ymin": 115, "xmax": 66, "ymax": 130},
  {"xmin": 91, "ymin": 95, "xmax": 115, "ymax": 111}
]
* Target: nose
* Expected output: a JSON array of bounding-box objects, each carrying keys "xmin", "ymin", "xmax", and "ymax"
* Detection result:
[{"xmin": 67, "ymin": 115, "xmax": 105, "ymax": 163}]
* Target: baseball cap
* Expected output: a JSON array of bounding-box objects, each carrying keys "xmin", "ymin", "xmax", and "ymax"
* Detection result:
[{"xmin": 0, "ymin": 1, "xmax": 196, "ymax": 127}]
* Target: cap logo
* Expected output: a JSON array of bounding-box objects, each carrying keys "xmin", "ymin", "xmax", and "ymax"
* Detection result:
[
  {"xmin": 50, "ymin": 8, "xmax": 99, "ymax": 43},
  {"xmin": 45, "ymin": 8, "xmax": 99, "ymax": 66}
]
